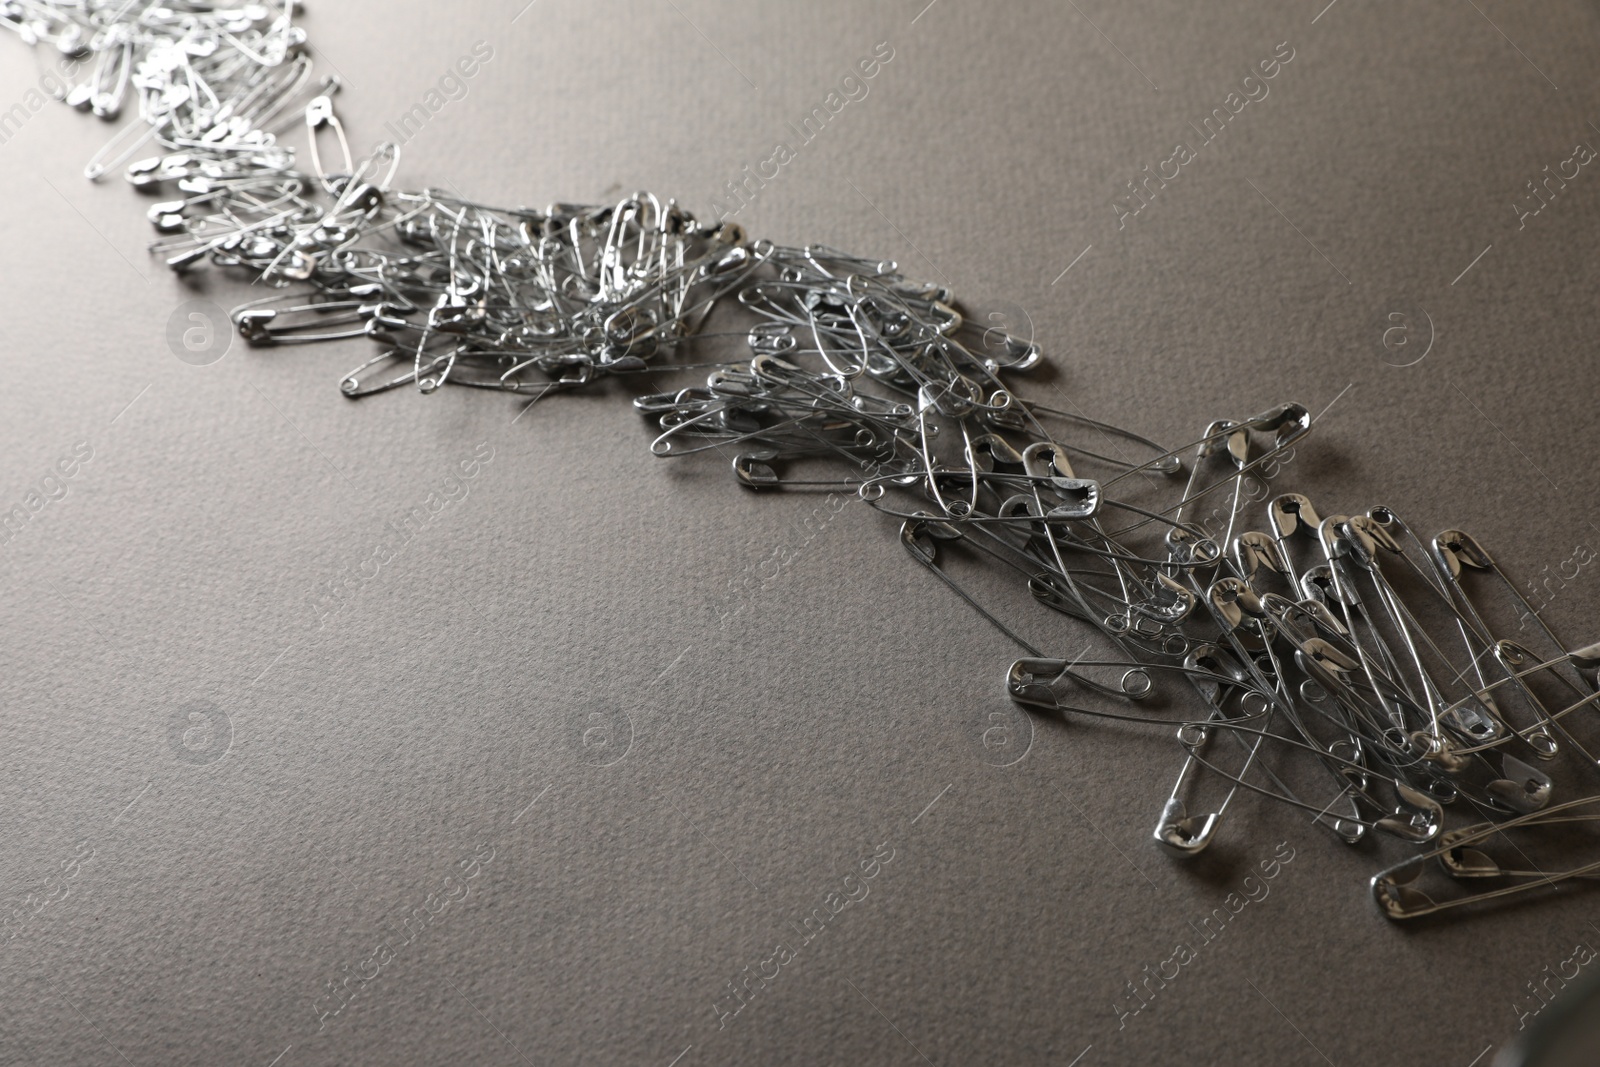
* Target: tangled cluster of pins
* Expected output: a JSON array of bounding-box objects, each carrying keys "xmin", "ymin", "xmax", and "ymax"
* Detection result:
[{"xmin": 12, "ymin": 0, "xmax": 1600, "ymax": 921}]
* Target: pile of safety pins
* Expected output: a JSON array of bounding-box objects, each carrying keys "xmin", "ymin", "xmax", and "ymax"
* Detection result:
[{"xmin": 11, "ymin": 0, "xmax": 1600, "ymax": 921}]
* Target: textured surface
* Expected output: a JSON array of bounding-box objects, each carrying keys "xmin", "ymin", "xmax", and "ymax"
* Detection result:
[{"xmin": 3, "ymin": 1, "xmax": 1600, "ymax": 1064}]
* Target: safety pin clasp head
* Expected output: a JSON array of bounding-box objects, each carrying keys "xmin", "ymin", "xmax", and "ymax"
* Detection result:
[
  {"xmin": 1295, "ymin": 596, "xmax": 1350, "ymax": 638},
  {"xmin": 1338, "ymin": 515, "xmax": 1400, "ymax": 567},
  {"xmin": 1020, "ymin": 440, "xmax": 1071, "ymax": 481},
  {"xmin": 966, "ymin": 432, "xmax": 1025, "ymax": 471},
  {"xmin": 1347, "ymin": 513, "xmax": 1401, "ymax": 554},
  {"xmin": 1293, "ymin": 637, "xmax": 1359, "ymax": 683},
  {"xmin": 1045, "ymin": 478, "xmax": 1100, "ymax": 520},
  {"xmin": 1486, "ymin": 753, "xmax": 1553, "ymax": 814},
  {"xmin": 1439, "ymin": 845, "xmax": 1502, "ymax": 879},
  {"xmin": 1194, "ymin": 419, "xmax": 1238, "ymax": 461},
  {"xmin": 304, "ymin": 93, "xmax": 335, "ymax": 129},
  {"xmin": 1244, "ymin": 401, "xmax": 1312, "ymax": 446},
  {"xmin": 1433, "ymin": 529, "xmax": 1494, "ymax": 577},
  {"xmin": 1208, "ymin": 577, "xmax": 1265, "ymax": 634},
  {"xmin": 900, "ymin": 520, "xmax": 938, "ymax": 565},
  {"xmin": 1153, "ymin": 798, "xmax": 1218, "ymax": 857},
  {"xmin": 1374, "ymin": 783, "xmax": 1443, "ymax": 843},
  {"xmin": 1371, "ymin": 870, "xmax": 1442, "ymax": 920},
  {"xmin": 1299, "ymin": 564, "xmax": 1352, "ymax": 608},
  {"xmin": 1232, "ymin": 531, "xmax": 1284, "ymax": 582},
  {"xmin": 1375, "ymin": 813, "xmax": 1441, "ymax": 843},
  {"xmin": 1269, "ymin": 493, "xmax": 1322, "ymax": 540},
  {"xmin": 1566, "ymin": 639, "xmax": 1600, "ymax": 674},
  {"xmin": 234, "ymin": 308, "xmax": 278, "ymax": 345},
  {"xmin": 733, "ymin": 452, "xmax": 780, "ymax": 489},
  {"xmin": 1136, "ymin": 573, "xmax": 1195, "ymax": 625},
  {"xmin": 1184, "ymin": 642, "xmax": 1250, "ymax": 702},
  {"xmin": 1438, "ymin": 694, "xmax": 1504, "ymax": 744},
  {"xmin": 1005, "ymin": 658, "xmax": 1066, "ymax": 711}
]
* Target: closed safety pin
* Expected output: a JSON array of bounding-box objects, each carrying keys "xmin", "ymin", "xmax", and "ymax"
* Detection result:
[
  {"xmin": 1371, "ymin": 796, "xmax": 1600, "ymax": 919},
  {"xmin": 304, "ymin": 84, "xmax": 352, "ymax": 196},
  {"xmin": 1154, "ymin": 644, "xmax": 1273, "ymax": 856}
]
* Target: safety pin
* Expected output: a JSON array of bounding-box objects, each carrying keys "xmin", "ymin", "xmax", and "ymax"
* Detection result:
[
  {"xmin": 1259, "ymin": 626, "xmax": 1555, "ymax": 814},
  {"xmin": 1371, "ymin": 795, "xmax": 1600, "ymax": 919},
  {"xmin": 1418, "ymin": 642, "xmax": 1600, "ymax": 756},
  {"xmin": 1314, "ymin": 516, "xmax": 1426, "ymax": 731},
  {"xmin": 1153, "ymin": 643, "xmax": 1282, "ymax": 855},
  {"xmin": 1489, "ymin": 639, "xmax": 1600, "ymax": 768},
  {"xmin": 1348, "ymin": 578, "xmax": 1527, "ymax": 752},
  {"xmin": 1433, "ymin": 531, "xmax": 1591, "ymax": 755},
  {"xmin": 1342, "ymin": 509, "xmax": 1507, "ymax": 744},
  {"xmin": 233, "ymin": 297, "xmax": 401, "ymax": 347},
  {"xmin": 1370, "ymin": 508, "xmax": 1506, "ymax": 709},
  {"xmin": 304, "ymin": 87, "xmax": 352, "ymax": 196},
  {"xmin": 1436, "ymin": 529, "xmax": 1595, "ymax": 691},
  {"xmin": 901, "ymin": 520, "xmax": 1048, "ymax": 655},
  {"xmin": 991, "ymin": 401, "xmax": 1182, "ymax": 477},
  {"xmin": 1179, "ymin": 720, "xmax": 1446, "ymax": 843},
  {"xmin": 1104, "ymin": 404, "xmax": 1311, "ymax": 506},
  {"xmin": 340, "ymin": 347, "xmax": 456, "ymax": 399},
  {"xmin": 68, "ymin": 23, "xmax": 131, "ymax": 118},
  {"xmin": 85, "ymin": 112, "xmax": 160, "ymax": 180}
]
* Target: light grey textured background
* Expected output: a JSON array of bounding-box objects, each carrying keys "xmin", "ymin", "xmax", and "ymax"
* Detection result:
[{"xmin": 3, "ymin": 2, "xmax": 1600, "ymax": 1064}]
